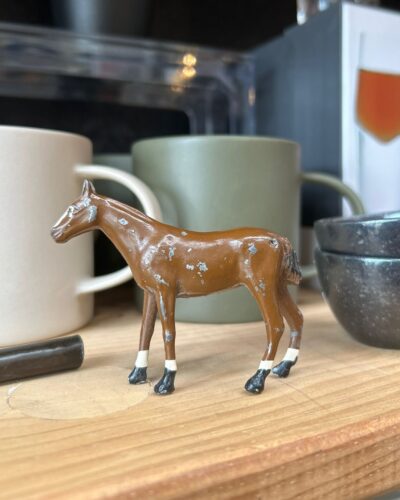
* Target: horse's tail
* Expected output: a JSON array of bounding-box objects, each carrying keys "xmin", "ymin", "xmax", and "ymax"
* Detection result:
[{"xmin": 281, "ymin": 238, "xmax": 302, "ymax": 286}]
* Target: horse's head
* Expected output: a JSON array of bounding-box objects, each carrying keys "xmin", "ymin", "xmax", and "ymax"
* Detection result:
[{"xmin": 51, "ymin": 180, "xmax": 98, "ymax": 243}]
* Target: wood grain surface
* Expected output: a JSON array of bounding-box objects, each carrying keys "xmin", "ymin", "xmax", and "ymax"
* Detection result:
[{"xmin": 1, "ymin": 287, "xmax": 400, "ymax": 499}]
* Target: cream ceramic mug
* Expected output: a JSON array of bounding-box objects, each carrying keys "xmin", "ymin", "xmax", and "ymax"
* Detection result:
[{"xmin": 0, "ymin": 126, "xmax": 161, "ymax": 347}]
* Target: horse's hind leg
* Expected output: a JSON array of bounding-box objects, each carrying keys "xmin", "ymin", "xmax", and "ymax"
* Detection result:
[
  {"xmin": 245, "ymin": 284, "xmax": 285, "ymax": 394},
  {"xmin": 129, "ymin": 291, "xmax": 157, "ymax": 384},
  {"xmin": 272, "ymin": 285, "xmax": 304, "ymax": 378}
]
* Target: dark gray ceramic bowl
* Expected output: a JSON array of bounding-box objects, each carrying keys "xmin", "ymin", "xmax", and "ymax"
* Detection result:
[
  {"xmin": 314, "ymin": 211, "xmax": 400, "ymax": 257},
  {"xmin": 315, "ymin": 248, "xmax": 400, "ymax": 349}
]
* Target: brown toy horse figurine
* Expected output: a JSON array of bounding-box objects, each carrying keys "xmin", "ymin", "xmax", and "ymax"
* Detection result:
[{"xmin": 51, "ymin": 180, "xmax": 303, "ymax": 395}]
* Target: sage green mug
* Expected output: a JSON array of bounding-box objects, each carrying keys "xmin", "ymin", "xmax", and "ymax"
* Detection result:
[{"xmin": 132, "ymin": 135, "xmax": 364, "ymax": 323}]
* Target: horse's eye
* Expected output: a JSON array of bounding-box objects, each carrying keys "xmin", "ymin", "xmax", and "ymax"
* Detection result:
[{"xmin": 67, "ymin": 206, "xmax": 76, "ymax": 217}]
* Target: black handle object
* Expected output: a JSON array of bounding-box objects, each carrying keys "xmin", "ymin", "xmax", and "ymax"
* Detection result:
[{"xmin": 0, "ymin": 335, "xmax": 84, "ymax": 384}]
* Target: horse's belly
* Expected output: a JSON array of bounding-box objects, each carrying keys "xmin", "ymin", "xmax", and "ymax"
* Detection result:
[
  {"xmin": 177, "ymin": 281, "xmax": 242, "ymax": 298},
  {"xmin": 177, "ymin": 263, "xmax": 240, "ymax": 298}
]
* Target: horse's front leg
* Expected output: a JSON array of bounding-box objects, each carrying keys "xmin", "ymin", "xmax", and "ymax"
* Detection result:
[
  {"xmin": 154, "ymin": 289, "xmax": 177, "ymax": 395},
  {"xmin": 129, "ymin": 291, "xmax": 157, "ymax": 385}
]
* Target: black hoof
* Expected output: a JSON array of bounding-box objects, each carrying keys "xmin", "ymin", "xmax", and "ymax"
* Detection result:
[
  {"xmin": 245, "ymin": 369, "xmax": 270, "ymax": 394},
  {"xmin": 154, "ymin": 368, "xmax": 176, "ymax": 395},
  {"xmin": 272, "ymin": 359, "xmax": 297, "ymax": 378},
  {"xmin": 128, "ymin": 366, "xmax": 147, "ymax": 384}
]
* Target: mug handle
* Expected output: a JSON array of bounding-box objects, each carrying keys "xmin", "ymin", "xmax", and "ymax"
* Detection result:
[
  {"xmin": 300, "ymin": 171, "xmax": 365, "ymax": 279},
  {"xmin": 73, "ymin": 164, "xmax": 163, "ymax": 294}
]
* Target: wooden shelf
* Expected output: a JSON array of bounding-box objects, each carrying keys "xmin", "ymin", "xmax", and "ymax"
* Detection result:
[{"xmin": 1, "ymin": 288, "xmax": 400, "ymax": 498}]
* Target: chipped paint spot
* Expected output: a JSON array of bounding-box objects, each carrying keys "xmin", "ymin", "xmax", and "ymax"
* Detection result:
[
  {"xmin": 269, "ymin": 238, "xmax": 279, "ymax": 249},
  {"xmin": 159, "ymin": 295, "xmax": 167, "ymax": 319},
  {"xmin": 181, "ymin": 231, "xmax": 188, "ymax": 236},
  {"xmin": 245, "ymin": 263, "xmax": 254, "ymax": 279},
  {"xmin": 128, "ymin": 229, "xmax": 135, "ymax": 236},
  {"xmin": 128, "ymin": 248, "xmax": 132, "ymax": 253},
  {"xmin": 186, "ymin": 264, "xmax": 195, "ymax": 271},
  {"xmin": 244, "ymin": 259, "xmax": 249, "ymax": 265},
  {"xmin": 229, "ymin": 240, "xmax": 243, "ymax": 249},
  {"xmin": 200, "ymin": 279, "xmax": 205, "ymax": 285},
  {"xmin": 143, "ymin": 246, "xmax": 157, "ymax": 266},
  {"xmin": 258, "ymin": 280, "xmax": 266, "ymax": 290},
  {"xmin": 154, "ymin": 274, "xmax": 169, "ymax": 286},
  {"xmin": 165, "ymin": 330, "xmax": 173, "ymax": 342},
  {"xmin": 161, "ymin": 249, "xmax": 166, "ymax": 254},
  {"xmin": 118, "ymin": 218, "xmax": 128, "ymax": 226},
  {"xmin": 88, "ymin": 205, "xmax": 97, "ymax": 223},
  {"xmin": 168, "ymin": 247, "xmax": 175, "ymax": 261},
  {"xmin": 187, "ymin": 248, "xmax": 192, "ymax": 252},
  {"xmin": 197, "ymin": 261, "xmax": 208, "ymax": 272},
  {"xmin": 256, "ymin": 280, "xmax": 266, "ymax": 296},
  {"xmin": 248, "ymin": 243, "xmax": 257, "ymax": 255}
]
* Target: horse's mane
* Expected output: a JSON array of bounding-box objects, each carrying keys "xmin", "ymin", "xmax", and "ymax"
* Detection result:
[{"xmin": 99, "ymin": 195, "xmax": 155, "ymax": 224}]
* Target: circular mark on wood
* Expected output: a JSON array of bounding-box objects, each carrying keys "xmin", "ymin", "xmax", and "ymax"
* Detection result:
[
  {"xmin": 0, "ymin": 386, "xmax": 13, "ymax": 416},
  {"xmin": 8, "ymin": 366, "xmax": 150, "ymax": 420}
]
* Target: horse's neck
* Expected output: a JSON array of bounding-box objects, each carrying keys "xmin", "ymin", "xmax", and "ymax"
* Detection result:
[{"xmin": 97, "ymin": 198, "xmax": 153, "ymax": 258}]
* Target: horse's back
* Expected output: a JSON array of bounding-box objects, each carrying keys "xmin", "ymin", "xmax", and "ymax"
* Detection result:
[{"xmin": 168, "ymin": 226, "xmax": 282, "ymax": 243}]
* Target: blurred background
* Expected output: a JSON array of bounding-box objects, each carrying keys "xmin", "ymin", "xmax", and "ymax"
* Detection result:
[{"xmin": 0, "ymin": 0, "xmax": 298, "ymax": 49}]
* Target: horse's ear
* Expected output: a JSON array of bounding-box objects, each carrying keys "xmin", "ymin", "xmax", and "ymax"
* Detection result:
[{"xmin": 81, "ymin": 179, "xmax": 96, "ymax": 196}]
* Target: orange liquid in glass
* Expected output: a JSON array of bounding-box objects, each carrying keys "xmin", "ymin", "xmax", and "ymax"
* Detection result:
[{"xmin": 356, "ymin": 69, "xmax": 400, "ymax": 142}]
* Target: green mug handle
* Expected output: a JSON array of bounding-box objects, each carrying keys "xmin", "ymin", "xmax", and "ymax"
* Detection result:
[{"xmin": 300, "ymin": 172, "xmax": 365, "ymax": 280}]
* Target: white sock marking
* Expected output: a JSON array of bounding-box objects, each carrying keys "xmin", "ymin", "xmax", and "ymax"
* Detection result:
[
  {"xmin": 135, "ymin": 350, "xmax": 149, "ymax": 368},
  {"xmin": 165, "ymin": 359, "xmax": 177, "ymax": 371},
  {"xmin": 283, "ymin": 348, "xmax": 299, "ymax": 362},
  {"xmin": 259, "ymin": 360, "xmax": 273, "ymax": 371}
]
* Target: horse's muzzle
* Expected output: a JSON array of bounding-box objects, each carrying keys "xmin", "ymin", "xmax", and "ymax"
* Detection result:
[{"xmin": 51, "ymin": 227, "xmax": 64, "ymax": 242}]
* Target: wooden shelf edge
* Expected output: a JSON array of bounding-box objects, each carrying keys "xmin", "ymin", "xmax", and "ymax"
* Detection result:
[{"xmin": 121, "ymin": 411, "xmax": 400, "ymax": 499}]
